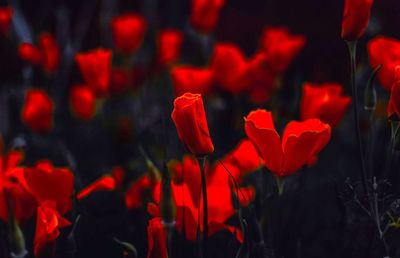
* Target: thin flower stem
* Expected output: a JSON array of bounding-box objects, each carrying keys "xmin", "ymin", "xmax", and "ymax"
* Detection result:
[
  {"xmin": 383, "ymin": 121, "xmax": 399, "ymax": 179},
  {"xmin": 346, "ymin": 41, "xmax": 370, "ymax": 200},
  {"xmin": 198, "ymin": 156, "xmax": 208, "ymax": 258}
]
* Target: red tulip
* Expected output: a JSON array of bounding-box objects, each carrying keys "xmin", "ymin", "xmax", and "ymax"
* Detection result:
[
  {"xmin": 158, "ymin": 29, "xmax": 183, "ymax": 66},
  {"xmin": 38, "ymin": 32, "xmax": 60, "ymax": 73},
  {"xmin": 171, "ymin": 93, "xmax": 214, "ymax": 156},
  {"xmin": 211, "ymin": 43, "xmax": 250, "ymax": 94},
  {"xmin": 23, "ymin": 161, "xmax": 74, "ymax": 214},
  {"xmin": 0, "ymin": 149, "xmax": 37, "ymax": 223},
  {"xmin": 368, "ymin": 36, "xmax": 400, "ymax": 91},
  {"xmin": 300, "ymin": 83, "xmax": 351, "ymax": 128},
  {"xmin": 244, "ymin": 109, "xmax": 331, "ymax": 177},
  {"xmin": 388, "ymin": 66, "xmax": 400, "ymax": 119},
  {"xmin": 147, "ymin": 218, "xmax": 168, "ymax": 258},
  {"xmin": 77, "ymin": 175, "xmax": 116, "ymax": 200},
  {"xmin": 125, "ymin": 175, "xmax": 154, "ymax": 209},
  {"xmin": 69, "ymin": 85, "xmax": 96, "ymax": 121},
  {"xmin": 18, "ymin": 43, "xmax": 42, "ymax": 65},
  {"xmin": 22, "ymin": 89, "xmax": 54, "ymax": 133},
  {"xmin": 111, "ymin": 13, "xmax": 147, "ymax": 54},
  {"xmin": 75, "ymin": 48, "xmax": 112, "ymax": 97},
  {"xmin": 0, "ymin": 7, "xmax": 13, "ymax": 35},
  {"xmin": 260, "ymin": 27, "xmax": 306, "ymax": 73},
  {"xmin": 34, "ymin": 202, "xmax": 71, "ymax": 258},
  {"xmin": 190, "ymin": 0, "xmax": 225, "ymax": 34},
  {"xmin": 341, "ymin": 0, "xmax": 374, "ymax": 41},
  {"xmin": 171, "ymin": 66, "xmax": 213, "ymax": 97}
]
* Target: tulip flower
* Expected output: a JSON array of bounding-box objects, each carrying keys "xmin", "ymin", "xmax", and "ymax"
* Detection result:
[
  {"xmin": 147, "ymin": 218, "xmax": 168, "ymax": 258},
  {"xmin": 260, "ymin": 27, "xmax": 306, "ymax": 73},
  {"xmin": 125, "ymin": 175, "xmax": 154, "ymax": 209},
  {"xmin": 211, "ymin": 43, "xmax": 250, "ymax": 94},
  {"xmin": 75, "ymin": 48, "xmax": 112, "ymax": 97},
  {"xmin": 110, "ymin": 68, "xmax": 130, "ymax": 94},
  {"xmin": 0, "ymin": 7, "xmax": 13, "ymax": 35},
  {"xmin": 21, "ymin": 89, "xmax": 54, "ymax": 134},
  {"xmin": 171, "ymin": 66, "xmax": 213, "ymax": 97},
  {"xmin": 23, "ymin": 160, "xmax": 74, "ymax": 214},
  {"xmin": 388, "ymin": 66, "xmax": 400, "ymax": 119},
  {"xmin": 171, "ymin": 93, "xmax": 214, "ymax": 156},
  {"xmin": 244, "ymin": 109, "xmax": 331, "ymax": 177},
  {"xmin": 18, "ymin": 43, "xmax": 42, "ymax": 65},
  {"xmin": 157, "ymin": 29, "xmax": 183, "ymax": 66},
  {"xmin": 341, "ymin": 0, "xmax": 374, "ymax": 41},
  {"xmin": 300, "ymin": 83, "xmax": 351, "ymax": 128},
  {"xmin": 190, "ymin": 0, "xmax": 225, "ymax": 34},
  {"xmin": 368, "ymin": 36, "xmax": 400, "ymax": 91},
  {"xmin": 69, "ymin": 84, "xmax": 96, "ymax": 121},
  {"xmin": 111, "ymin": 13, "xmax": 147, "ymax": 55},
  {"xmin": 34, "ymin": 202, "xmax": 71, "ymax": 258},
  {"xmin": 38, "ymin": 32, "xmax": 60, "ymax": 73},
  {"xmin": 77, "ymin": 175, "xmax": 116, "ymax": 201}
]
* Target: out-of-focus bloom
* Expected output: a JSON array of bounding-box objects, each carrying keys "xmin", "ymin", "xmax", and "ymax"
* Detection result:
[
  {"xmin": 300, "ymin": 83, "xmax": 351, "ymax": 128},
  {"xmin": 368, "ymin": 36, "xmax": 400, "ymax": 91},
  {"xmin": 75, "ymin": 48, "xmax": 112, "ymax": 97},
  {"xmin": 211, "ymin": 43, "xmax": 250, "ymax": 94},
  {"xmin": 244, "ymin": 109, "xmax": 331, "ymax": 177},
  {"xmin": 260, "ymin": 27, "xmax": 306, "ymax": 73},
  {"xmin": 0, "ymin": 148, "xmax": 36, "ymax": 223},
  {"xmin": 171, "ymin": 93, "xmax": 214, "ymax": 156},
  {"xmin": 0, "ymin": 7, "xmax": 13, "ymax": 35},
  {"xmin": 77, "ymin": 176, "xmax": 116, "ymax": 200},
  {"xmin": 158, "ymin": 29, "xmax": 183, "ymax": 66},
  {"xmin": 147, "ymin": 218, "xmax": 168, "ymax": 258},
  {"xmin": 125, "ymin": 175, "xmax": 154, "ymax": 209},
  {"xmin": 110, "ymin": 68, "xmax": 130, "ymax": 94},
  {"xmin": 23, "ymin": 161, "xmax": 74, "ymax": 214},
  {"xmin": 341, "ymin": 0, "xmax": 374, "ymax": 41},
  {"xmin": 18, "ymin": 43, "xmax": 42, "ymax": 65},
  {"xmin": 69, "ymin": 85, "xmax": 96, "ymax": 121},
  {"xmin": 38, "ymin": 32, "xmax": 60, "ymax": 73},
  {"xmin": 111, "ymin": 13, "xmax": 147, "ymax": 55},
  {"xmin": 388, "ymin": 66, "xmax": 400, "ymax": 119},
  {"xmin": 171, "ymin": 66, "xmax": 213, "ymax": 97},
  {"xmin": 190, "ymin": 0, "xmax": 225, "ymax": 34},
  {"xmin": 34, "ymin": 202, "xmax": 71, "ymax": 258},
  {"xmin": 22, "ymin": 89, "xmax": 54, "ymax": 134}
]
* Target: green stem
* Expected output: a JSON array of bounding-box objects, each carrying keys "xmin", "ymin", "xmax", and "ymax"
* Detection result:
[
  {"xmin": 198, "ymin": 156, "xmax": 208, "ymax": 258},
  {"xmin": 383, "ymin": 121, "xmax": 399, "ymax": 179},
  {"xmin": 346, "ymin": 41, "xmax": 370, "ymax": 199}
]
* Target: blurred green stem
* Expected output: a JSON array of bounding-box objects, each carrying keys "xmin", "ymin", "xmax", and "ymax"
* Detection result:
[{"xmin": 198, "ymin": 156, "xmax": 208, "ymax": 258}]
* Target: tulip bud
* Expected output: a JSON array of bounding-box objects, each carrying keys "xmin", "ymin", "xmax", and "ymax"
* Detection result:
[
  {"xmin": 160, "ymin": 162, "xmax": 175, "ymax": 226},
  {"xmin": 364, "ymin": 65, "xmax": 381, "ymax": 111},
  {"xmin": 4, "ymin": 190, "xmax": 27, "ymax": 258}
]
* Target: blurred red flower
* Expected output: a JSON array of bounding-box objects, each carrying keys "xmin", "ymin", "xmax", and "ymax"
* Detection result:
[
  {"xmin": 147, "ymin": 218, "xmax": 168, "ymax": 258},
  {"xmin": 157, "ymin": 29, "xmax": 183, "ymax": 66},
  {"xmin": 300, "ymin": 83, "xmax": 351, "ymax": 128},
  {"xmin": 368, "ymin": 36, "xmax": 400, "ymax": 91},
  {"xmin": 34, "ymin": 201, "xmax": 71, "ymax": 258},
  {"xmin": 22, "ymin": 89, "xmax": 54, "ymax": 134},
  {"xmin": 77, "ymin": 175, "xmax": 116, "ymax": 200},
  {"xmin": 69, "ymin": 84, "xmax": 96, "ymax": 121},
  {"xmin": 125, "ymin": 175, "xmax": 154, "ymax": 209},
  {"xmin": 23, "ymin": 160, "xmax": 74, "ymax": 214},
  {"xmin": 245, "ymin": 109, "xmax": 331, "ymax": 177},
  {"xmin": 38, "ymin": 32, "xmax": 60, "ymax": 73},
  {"xmin": 0, "ymin": 7, "xmax": 13, "ymax": 35},
  {"xmin": 171, "ymin": 93, "xmax": 214, "ymax": 156},
  {"xmin": 190, "ymin": 0, "xmax": 225, "ymax": 34},
  {"xmin": 111, "ymin": 13, "xmax": 147, "ymax": 55},
  {"xmin": 260, "ymin": 27, "xmax": 306, "ymax": 73},
  {"xmin": 0, "ymin": 147, "xmax": 36, "ymax": 223},
  {"xmin": 341, "ymin": 0, "xmax": 374, "ymax": 41},
  {"xmin": 75, "ymin": 48, "xmax": 112, "ymax": 97},
  {"xmin": 171, "ymin": 66, "xmax": 213, "ymax": 97},
  {"xmin": 211, "ymin": 43, "xmax": 250, "ymax": 94},
  {"xmin": 388, "ymin": 66, "xmax": 400, "ymax": 119},
  {"xmin": 18, "ymin": 43, "xmax": 42, "ymax": 65}
]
